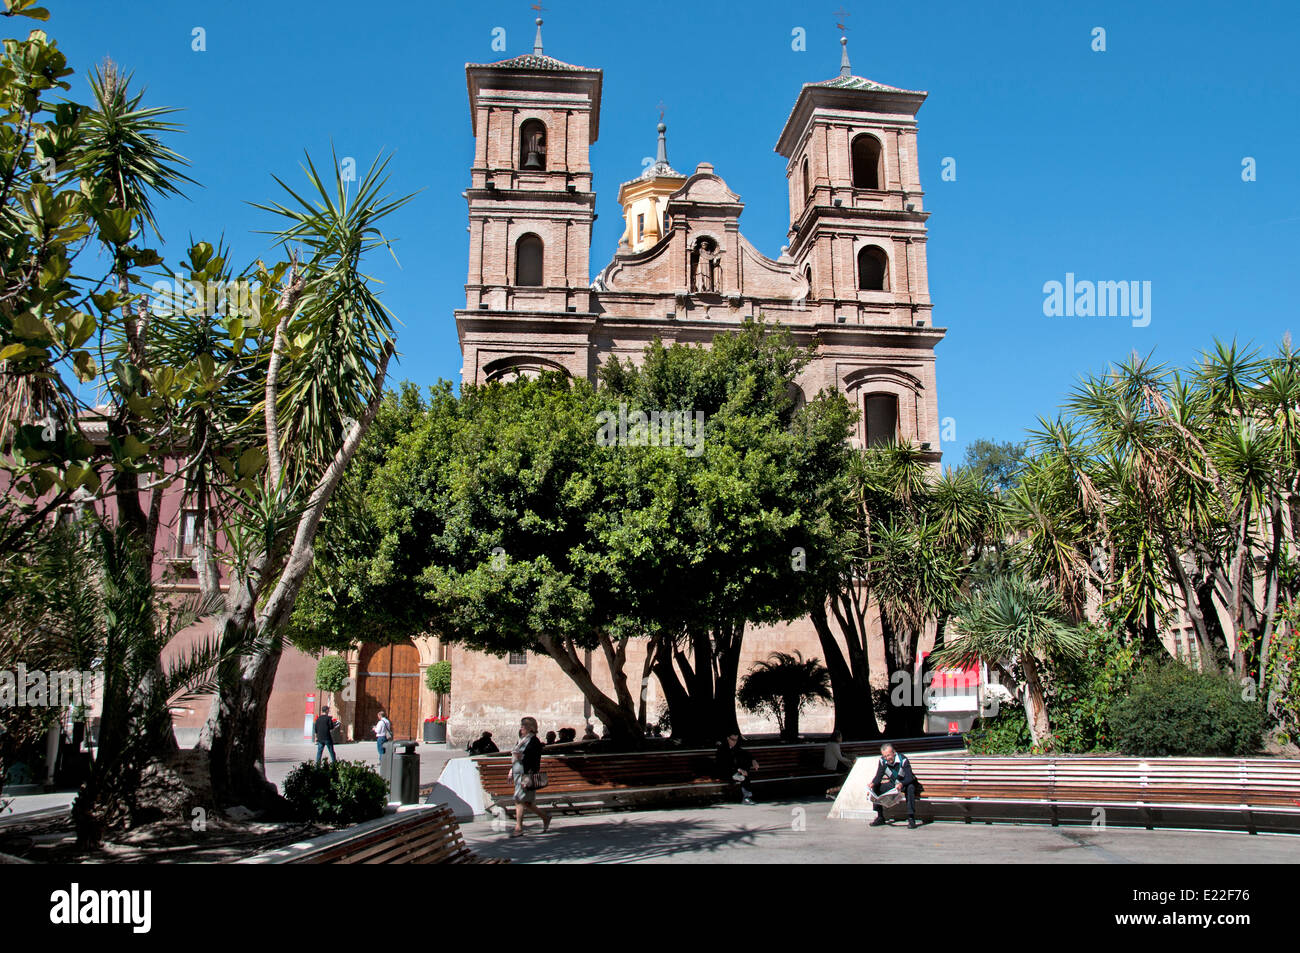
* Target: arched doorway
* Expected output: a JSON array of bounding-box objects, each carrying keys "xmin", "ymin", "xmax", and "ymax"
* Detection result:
[{"xmin": 356, "ymin": 641, "xmax": 420, "ymax": 741}]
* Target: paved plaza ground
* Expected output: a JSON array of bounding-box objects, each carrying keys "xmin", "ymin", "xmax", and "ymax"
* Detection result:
[
  {"xmin": 5, "ymin": 746, "xmax": 1297, "ymax": 863},
  {"xmin": 459, "ymin": 797, "xmax": 1300, "ymax": 864}
]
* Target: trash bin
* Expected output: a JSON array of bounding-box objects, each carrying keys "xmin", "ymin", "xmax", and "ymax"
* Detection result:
[
  {"xmin": 389, "ymin": 741, "xmax": 420, "ymax": 805},
  {"xmin": 379, "ymin": 739, "xmax": 395, "ymax": 786}
]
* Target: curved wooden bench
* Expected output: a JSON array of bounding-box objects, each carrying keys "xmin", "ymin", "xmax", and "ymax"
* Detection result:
[
  {"xmin": 884, "ymin": 755, "xmax": 1300, "ymax": 834},
  {"xmin": 475, "ymin": 736, "xmax": 964, "ymax": 812}
]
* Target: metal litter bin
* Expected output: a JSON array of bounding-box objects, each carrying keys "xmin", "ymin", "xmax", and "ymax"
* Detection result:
[
  {"xmin": 389, "ymin": 741, "xmax": 420, "ymax": 805},
  {"xmin": 379, "ymin": 739, "xmax": 394, "ymax": 786}
]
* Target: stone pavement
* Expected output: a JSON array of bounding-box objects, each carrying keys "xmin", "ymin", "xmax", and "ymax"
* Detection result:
[{"xmin": 458, "ymin": 796, "xmax": 1300, "ymax": 864}]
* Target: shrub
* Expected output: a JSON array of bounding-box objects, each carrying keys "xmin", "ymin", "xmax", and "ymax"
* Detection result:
[
  {"xmin": 283, "ymin": 760, "xmax": 387, "ymax": 824},
  {"xmin": 1108, "ymin": 661, "xmax": 1267, "ymax": 756},
  {"xmin": 1038, "ymin": 627, "xmax": 1141, "ymax": 752},
  {"xmin": 315, "ymin": 654, "xmax": 350, "ymax": 694},
  {"xmin": 965, "ymin": 707, "xmax": 1033, "ymax": 754},
  {"xmin": 424, "ymin": 660, "xmax": 452, "ymax": 695}
]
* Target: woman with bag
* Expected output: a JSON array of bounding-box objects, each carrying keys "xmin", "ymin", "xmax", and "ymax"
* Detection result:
[{"xmin": 509, "ymin": 716, "xmax": 553, "ymax": 837}]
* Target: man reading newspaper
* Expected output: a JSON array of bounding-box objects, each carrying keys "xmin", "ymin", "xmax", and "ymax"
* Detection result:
[{"xmin": 870, "ymin": 743, "xmax": 922, "ymax": 829}]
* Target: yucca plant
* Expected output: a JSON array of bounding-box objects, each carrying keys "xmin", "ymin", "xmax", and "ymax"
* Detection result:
[{"xmin": 934, "ymin": 572, "xmax": 1091, "ymax": 746}]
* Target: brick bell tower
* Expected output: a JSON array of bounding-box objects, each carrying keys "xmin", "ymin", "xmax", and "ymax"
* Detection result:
[
  {"xmin": 775, "ymin": 36, "xmax": 944, "ymax": 459},
  {"xmin": 457, "ymin": 19, "xmax": 603, "ymax": 384}
]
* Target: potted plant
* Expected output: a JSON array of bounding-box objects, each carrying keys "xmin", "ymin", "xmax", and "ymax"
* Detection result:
[
  {"xmin": 423, "ymin": 661, "xmax": 452, "ymax": 743},
  {"xmin": 316, "ymin": 654, "xmax": 349, "ymax": 743},
  {"xmin": 423, "ymin": 716, "xmax": 448, "ymax": 744}
]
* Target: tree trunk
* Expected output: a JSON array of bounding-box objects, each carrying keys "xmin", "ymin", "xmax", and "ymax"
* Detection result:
[
  {"xmin": 536, "ymin": 632, "xmax": 642, "ymax": 746},
  {"xmin": 649, "ymin": 622, "xmax": 746, "ymax": 746},
  {"xmin": 199, "ymin": 607, "xmax": 284, "ymax": 809},
  {"xmin": 810, "ymin": 600, "xmax": 879, "ymax": 739},
  {"xmin": 783, "ymin": 695, "xmax": 800, "ymax": 742},
  {"xmin": 880, "ymin": 612, "xmax": 924, "ymax": 737},
  {"xmin": 1021, "ymin": 654, "xmax": 1052, "ymax": 747}
]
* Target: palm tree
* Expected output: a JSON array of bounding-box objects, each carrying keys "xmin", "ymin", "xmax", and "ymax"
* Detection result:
[
  {"xmin": 737, "ymin": 652, "xmax": 832, "ymax": 742},
  {"xmin": 933, "ymin": 572, "xmax": 1091, "ymax": 746}
]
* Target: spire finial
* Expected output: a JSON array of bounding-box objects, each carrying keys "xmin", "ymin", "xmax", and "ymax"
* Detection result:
[
  {"xmin": 533, "ymin": 17, "xmax": 544, "ymax": 55},
  {"xmin": 839, "ymin": 35, "xmax": 852, "ymax": 77},
  {"xmin": 656, "ymin": 120, "xmax": 669, "ymax": 168}
]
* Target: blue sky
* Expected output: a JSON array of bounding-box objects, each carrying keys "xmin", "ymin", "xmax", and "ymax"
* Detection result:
[{"xmin": 21, "ymin": 0, "xmax": 1300, "ymax": 464}]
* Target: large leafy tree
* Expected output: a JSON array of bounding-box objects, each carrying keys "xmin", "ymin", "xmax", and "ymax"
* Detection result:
[
  {"xmin": 598, "ymin": 322, "xmax": 856, "ymax": 744},
  {"xmin": 361, "ymin": 375, "xmax": 653, "ymax": 742},
  {"xmin": 300, "ymin": 323, "xmax": 856, "ymax": 747}
]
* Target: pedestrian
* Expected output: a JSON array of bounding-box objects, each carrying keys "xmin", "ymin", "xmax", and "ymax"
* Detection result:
[
  {"xmin": 823, "ymin": 730, "xmax": 855, "ymax": 799},
  {"xmin": 582, "ymin": 724, "xmax": 598, "ymax": 741},
  {"xmin": 314, "ymin": 705, "xmax": 339, "ymax": 764},
  {"xmin": 870, "ymin": 743, "xmax": 923, "ymax": 829},
  {"xmin": 467, "ymin": 731, "xmax": 499, "ymax": 755},
  {"xmin": 508, "ymin": 716, "xmax": 553, "ymax": 837},
  {"xmin": 715, "ymin": 732, "xmax": 759, "ymax": 804},
  {"xmin": 545, "ymin": 730, "xmax": 557, "ymax": 745},
  {"xmin": 374, "ymin": 709, "xmax": 393, "ymax": 762}
]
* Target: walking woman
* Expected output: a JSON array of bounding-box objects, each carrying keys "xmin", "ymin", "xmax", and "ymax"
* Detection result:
[{"xmin": 509, "ymin": 716, "xmax": 553, "ymax": 837}]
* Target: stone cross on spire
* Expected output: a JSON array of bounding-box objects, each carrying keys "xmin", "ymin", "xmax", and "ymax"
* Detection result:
[{"xmin": 533, "ymin": 17, "xmax": 544, "ymax": 55}]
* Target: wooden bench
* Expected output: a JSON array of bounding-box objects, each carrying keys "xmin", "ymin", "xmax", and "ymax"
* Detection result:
[
  {"xmin": 287, "ymin": 805, "xmax": 506, "ymax": 863},
  {"xmin": 475, "ymin": 736, "xmax": 965, "ymax": 813},
  {"xmin": 879, "ymin": 755, "xmax": 1300, "ymax": 834}
]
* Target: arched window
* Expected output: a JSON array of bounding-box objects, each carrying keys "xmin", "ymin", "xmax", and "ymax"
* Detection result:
[
  {"xmin": 851, "ymin": 134, "xmax": 882, "ymax": 190},
  {"xmin": 803, "ymin": 265, "xmax": 814, "ymax": 301},
  {"xmin": 519, "ymin": 119, "xmax": 546, "ymax": 170},
  {"xmin": 801, "ymin": 156, "xmax": 811, "ymax": 199},
  {"xmin": 865, "ymin": 393, "xmax": 898, "ymax": 447},
  {"xmin": 516, "ymin": 233, "xmax": 543, "ymax": 286},
  {"xmin": 857, "ymin": 245, "xmax": 888, "ymax": 291}
]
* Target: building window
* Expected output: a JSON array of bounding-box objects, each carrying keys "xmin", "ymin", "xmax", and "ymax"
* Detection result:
[
  {"xmin": 637, "ymin": 213, "xmax": 644, "ymax": 243},
  {"xmin": 803, "ymin": 265, "xmax": 814, "ymax": 301},
  {"xmin": 508, "ymin": 651, "xmax": 527, "ymax": 666},
  {"xmin": 519, "ymin": 119, "xmax": 546, "ymax": 170},
  {"xmin": 177, "ymin": 508, "xmax": 200, "ymax": 557},
  {"xmin": 663, "ymin": 211, "xmax": 670, "ymax": 234},
  {"xmin": 801, "ymin": 156, "xmax": 811, "ymax": 199},
  {"xmin": 515, "ymin": 233, "xmax": 543, "ymax": 286},
  {"xmin": 865, "ymin": 393, "xmax": 898, "ymax": 447},
  {"xmin": 857, "ymin": 245, "xmax": 888, "ymax": 291},
  {"xmin": 851, "ymin": 134, "xmax": 882, "ymax": 190}
]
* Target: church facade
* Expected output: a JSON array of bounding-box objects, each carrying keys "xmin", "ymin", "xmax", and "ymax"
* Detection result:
[{"xmin": 446, "ymin": 26, "xmax": 947, "ymax": 744}]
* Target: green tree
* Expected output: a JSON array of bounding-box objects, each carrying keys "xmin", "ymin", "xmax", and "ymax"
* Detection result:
[
  {"xmin": 599, "ymin": 322, "xmax": 856, "ymax": 744},
  {"xmin": 962, "ymin": 438, "xmax": 1027, "ymax": 492}
]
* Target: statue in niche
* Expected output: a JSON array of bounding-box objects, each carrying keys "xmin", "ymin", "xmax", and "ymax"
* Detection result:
[{"xmin": 692, "ymin": 239, "xmax": 720, "ymax": 294}]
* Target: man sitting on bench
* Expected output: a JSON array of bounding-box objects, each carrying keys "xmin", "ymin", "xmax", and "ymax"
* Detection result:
[{"xmin": 870, "ymin": 743, "xmax": 921, "ymax": 829}]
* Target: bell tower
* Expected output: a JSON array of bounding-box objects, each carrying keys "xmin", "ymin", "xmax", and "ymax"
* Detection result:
[
  {"xmin": 775, "ymin": 36, "xmax": 932, "ymax": 330},
  {"xmin": 775, "ymin": 37, "xmax": 944, "ymax": 458},
  {"xmin": 457, "ymin": 19, "xmax": 604, "ymax": 383}
]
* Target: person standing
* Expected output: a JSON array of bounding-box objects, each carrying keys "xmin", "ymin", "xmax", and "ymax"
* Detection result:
[
  {"xmin": 374, "ymin": 710, "xmax": 393, "ymax": 762},
  {"xmin": 870, "ymin": 743, "xmax": 922, "ymax": 829},
  {"xmin": 314, "ymin": 705, "xmax": 339, "ymax": 764},
  {"xmin": 508, "ymin": 716, "xmax": 553, "ymax": 837},
  {"xmin": 715, "ymin": 732, "xmax": 759, "ymax": 804}
]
